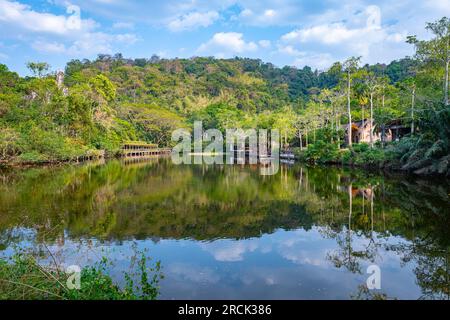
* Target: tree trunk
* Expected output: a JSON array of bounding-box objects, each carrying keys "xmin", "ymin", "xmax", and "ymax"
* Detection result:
[
  {"xmin": 381, "ymin": 92, "xmax": 385, "ymax": 148},
  {"xmin": 347, "ymin": 71, "xmax": 352, "ymax": 147},
  {"xmin": 284, "ymin": 132, "xmax": 287, "ymax": 150},
  {"xmin": 331, "ymin": 102, "xmax": 335, "ymax": 144},
  {"xmin": 411, "ymin": 87, "xmax": 416, "ymax": 135},
  {"xmin": 445, "ymin": 58, "xmax": 449, "ymax": 106},
  {"xmin": 298, "ymin": 131, "xmax": 303, "ymax": 151},
  {"xmin": 313, "ymin": 127, "xmax": 316, "ymax": 144},
  {"xmin": 337, "ymin": 114, "xmax": 341, "ymax": 149},
  {"xmin": 445, "ymin": 37, "xmax": 449, "ymax": 106},
  {"xmin": 305, "ymin": 130, "xmax": 309, "ymax": 147},
  {"xmin": 369, "ymin": 92, "xmax": 374, "ymax": 148}
]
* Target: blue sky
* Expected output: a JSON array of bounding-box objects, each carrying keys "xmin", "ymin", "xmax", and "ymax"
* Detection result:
[{"xmin": 1, "ymin": 0, "xmax": 449, "ymax": 75}]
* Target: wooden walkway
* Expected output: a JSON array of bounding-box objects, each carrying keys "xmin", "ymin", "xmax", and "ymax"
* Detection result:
[{"xmin": 120, "ymin": 141, "xmax": 171, "ymax": 158}]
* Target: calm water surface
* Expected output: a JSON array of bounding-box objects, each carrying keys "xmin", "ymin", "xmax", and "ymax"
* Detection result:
[{"xmin": 0, "ymin": 157, "xmax": 449, "ymax": 299}]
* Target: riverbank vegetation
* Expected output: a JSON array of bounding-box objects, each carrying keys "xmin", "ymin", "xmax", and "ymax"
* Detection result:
[
  {"xmin": 0, "ymin": 249, "xmax": 162, "ymax": 300},
  {"xmin": 0, "ymin": 17, "xmax": 449, "ymax": 175}
]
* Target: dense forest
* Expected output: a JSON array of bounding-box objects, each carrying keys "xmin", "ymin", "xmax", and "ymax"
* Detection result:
[{"xmin": 0, "ymin": 17, "xmax": 449, "ymax": 175}]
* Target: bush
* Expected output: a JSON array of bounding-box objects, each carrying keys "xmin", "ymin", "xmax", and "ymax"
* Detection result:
[
  {"xmin": 0, "ymin": 128, "xmax": 22, "ymax": 160},
  {"xmin": 340, "ymin": 143, "xmax": 393, "ymax": 167},
  {"xmin": 351, "ymin": 143, "xmax": 370, "ymax": 153},
  {"xmin": 16, "ymin": 126, "xmax": 87, "ymax": 163},
  {"xmin": 304, "ymin": 141, "xmax": 341, "ymax": 164},
  {"xmin": 0, "ymin": 251, "xmax": 163, "ymax": 300},
  {"xmin": 354, "ymin": 148, "xmax": 386, "ymax": 166}
]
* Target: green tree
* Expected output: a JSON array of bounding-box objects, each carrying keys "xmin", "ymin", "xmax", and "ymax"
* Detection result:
[
  {"xmin": 408, "ymin": 17, "xmax": 450, "ymax": 105},
  {"xmin": 26, "ymin": 62, "xmax": 51, "ymax": 78},
  {"xmin": 343, "ymin": 57, "xmax": 361, "ymax": 146}
]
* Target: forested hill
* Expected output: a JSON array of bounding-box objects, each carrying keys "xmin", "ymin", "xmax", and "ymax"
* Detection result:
[
  {"xmin": 64, "ymin": 55, "xmax": 416, "ymax": 114},
  {"xmin": 0, "ymin": 46, "xmax": 448, "ymax": 176}
]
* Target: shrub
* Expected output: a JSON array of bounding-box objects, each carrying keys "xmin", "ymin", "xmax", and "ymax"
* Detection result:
[
  {"xmin": 354, "ymin": 148, "xmax": 386, "ymax": 166},
  {"xmin": 0, "ymin": 251, "xmax": 163, "ymax": 300},
  {"xmin": 351, "ymin": 143, "xmax": 370, "ymax": 153},
  {"xmin": 0, "ymin": 128, "xmax": 22, "ymax": 160},
  {"xmin": 304, "ymin": 141, "xmax": 340, "ymax": 164}
]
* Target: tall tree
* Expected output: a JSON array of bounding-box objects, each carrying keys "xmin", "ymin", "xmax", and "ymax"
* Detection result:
[
  {"xmin": 26, "ymin": 62, "xmax": 50, "ymax": 78},
  {"xmin": 408, "ymin": 17, "xmax": 450, "ymax": 106},
  {"xmin": 364, "ymin": 72, "xmax": 381, "ymax": 148},
  {"xmin": 400, "ymin": 78, "xmax": 417, "ymax": 135},
  {"xmin": 343, "ymin": 57, "xmax": 361, "ymax": 146}
]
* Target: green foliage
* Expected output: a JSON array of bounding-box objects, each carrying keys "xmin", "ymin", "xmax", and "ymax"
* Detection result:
[
  {"xmin": 302, "ymin": 141, "xmax": 397, "ymax": 169},
  {"xmin": 0, "ymin": 62, "xmax": 178, "ymax": 163},
  {"xmin": 26, "ymin": 62, "xmax": 50, "ymax": 78},
  {"xmin": 121, "ymin": 103, "xmax": 187, "ymax": 147},
  {"xmin": 0, "ymin": 128, "xmax": 22, "ymax": 160},
  {"xmin": 89, "ymin": 74, "xmax": 116, "ymax": 102},
  {"xmin": 304, "ymin": 141, "xmax": 341, "ymax": 164},
  {"xmin": 387, "ymin": 104, "xmax": 450, "ymax": 175},
  {"xmin": 18, "ymin": 126, "xmax": 87, "ymax": 162},
  {"xmin": 1, "ymin": 16, "xmax": 449, "ymax": 174},
  {"xmin": 0, "ymin": 251, "xmax": 162, "ymax": 300}
]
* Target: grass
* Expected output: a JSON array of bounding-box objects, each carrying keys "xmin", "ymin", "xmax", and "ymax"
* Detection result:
[{"xmin": 0, "ymin": 249, "xmax": 163, "ymax": 300}]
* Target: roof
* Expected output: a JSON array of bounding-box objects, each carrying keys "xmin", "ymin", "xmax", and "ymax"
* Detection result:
[
  {"xmin": 342, "ymin": 119, "xmax": 372, "ymax": 130},
  {"xmin": 122, "ymin": 141, "xmax": 158, "ymax": 147}
]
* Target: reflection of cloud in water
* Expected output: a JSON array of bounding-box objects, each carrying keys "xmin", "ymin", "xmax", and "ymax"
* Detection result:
[
  {"xmin": 167, "ymin": 263, "xmax": 220, "ymax": 284},
  {"xmin": 199, "ymin": 228, "xmax": 333, "ymax": 266},
  {"xmin": 200, "ymin": 240, "xmax": 259, "ymax": 262},
  {"xmin": 273, "ymin": 229, "xmax": 331, "ymax": 267}
]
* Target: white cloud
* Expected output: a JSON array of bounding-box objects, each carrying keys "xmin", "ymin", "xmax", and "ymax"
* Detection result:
[
  {"xmin": 32, "ymin": 40, "xmax": 66, "ymax": 54},
  {"xmin": 198, "ymin": 32, "xmax": 258, "ymax": 57},
  {"xmin": 240, "ymin": 8, "xmax": 253, "ymax": 18},
  {"xmin": 232, "ymin": 0, "xmax": 303, "ymax": 26},
  {"xmin": 0, "ymin": 0, "xmax": 139, "ymax": 56},
  {"xmin": 277, "ymin": 44, "xmax": 302, "ymax": 56},
  {"xmin": 279, "ymin": 5, "xmax": 407, "ymax": 67},
  {"xmin": 168, "ymin": 11, "xmax": 219, "ymax": 32},
  {"xmin": 264, "ymin": 9, "xmax": 276, "ymax": 18},
  {"xmin": 112, "ymin": 21, "xmax": 134, "ymax": 29},
  {"xmin": 424, "ymin": 0, "xmax": 450, "ymax": 10},
  {"xmin": 293, "ymin": 53, "xmax": 335, "ymax": 70},
  {"xmin": 0, "ymin": 0, "xmax": 96, "ymax": 35},
  {"xmin": 281, "ymin": 6, "xmax": 385, "ymax": 45},
  {"xmin": 115, "ymin": 33, "xmax": 139, "ymax": 44},
  {"xmin": 258, "ymin": 39, "xmax": 271, "ymax": 48},
  {"xmin": 30, "ymin": 33, "xmax": 138, "ymax": 56},
  {"xmin": 282, "ymin": 24, "xmax": 356, "ymax": 45},
  {"xmin": 276, "ymin": 44, "xmax": 335, "ymax": 70},
  {"xmin": 0, "ymin": 52, "xmax": 8, "ymax": 59}
]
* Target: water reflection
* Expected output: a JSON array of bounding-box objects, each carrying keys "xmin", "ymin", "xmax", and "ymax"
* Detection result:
[{"xmin": 0, "ymin": 157, "xmax": 449, "ymax": 299}]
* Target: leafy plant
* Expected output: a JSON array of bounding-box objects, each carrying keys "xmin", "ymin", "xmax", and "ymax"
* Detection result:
[{"xmin": 0, "ymin": 250, "xmax": 163, "ymax": 300}]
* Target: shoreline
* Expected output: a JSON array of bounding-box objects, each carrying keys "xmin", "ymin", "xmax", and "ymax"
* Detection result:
[{"xmin": 2, "ymin": 154, "xmax": 449, "ymax": 180}]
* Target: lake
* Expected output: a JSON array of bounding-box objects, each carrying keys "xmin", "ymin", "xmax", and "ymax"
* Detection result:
[{"xmin": 0, "ymin": 157, "xmax": 449, "ymax": 300}]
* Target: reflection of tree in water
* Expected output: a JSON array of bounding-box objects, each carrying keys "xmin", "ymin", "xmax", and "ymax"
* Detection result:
[
  {"xmin": 321, "ymin": 175, "xmax": 450, "ymax": 300},
  {"xmin": 325, "ymin": 183, "xmax": 383, "ymax": 275},
  {"xmin": 351, "ymin": 285, "xmax": 389, "ymax": 300},
  {"xmin": 383, "ymin": 179, "xmax": 450, "ymax": 300},
  {"xmin": 0, "ymin": 160, "xmax": 449, "ymax": 298},
  {"xmin": 389, "ymin": 238, "xmax": 449, "ymax": 300}
]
